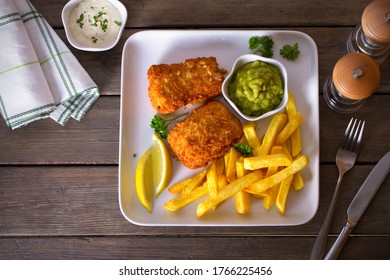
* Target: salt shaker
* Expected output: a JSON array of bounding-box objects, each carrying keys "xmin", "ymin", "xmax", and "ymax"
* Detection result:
[
  {"xmin": 347, "ymin": 0, "xmax": 390, "ymax": 64},
  {"xmin": 324, "ymin": 53, "xmax": 380, "ymax": 113}
]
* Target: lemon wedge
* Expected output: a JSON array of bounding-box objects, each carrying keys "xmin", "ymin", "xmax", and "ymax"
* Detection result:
[
  {"xmin": 135, "ymin": 132, "xmax": 172, "ymax": 213},
  {"xmin": 152, "ymin": 132, "xmax": 172, "ymax": 197},
  {"xmin": 135, "ymin": 147, "xmax": 153, "ymax": 213}
]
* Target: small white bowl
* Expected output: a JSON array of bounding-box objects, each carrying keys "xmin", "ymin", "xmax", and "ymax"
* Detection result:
[
  {"xmin": 62, "ymin": 0, "xmax": 127, "ymax": 52},
  {"xmin": 222, "ymin": 54, "xmax": 288, "ymax": 121}
]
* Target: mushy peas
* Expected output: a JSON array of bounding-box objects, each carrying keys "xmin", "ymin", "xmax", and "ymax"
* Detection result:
[
  {"xmin": 228, "ymin": 60, "xmax": 284, "ymax": 117},
  {"xmin": 69, "ymin": 0, "xmax": 122, "ymax": 48}
]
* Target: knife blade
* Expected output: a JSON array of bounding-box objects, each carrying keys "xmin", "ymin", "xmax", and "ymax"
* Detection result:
[{"xmin": 324, "ymin": 151, "xmax": 390, "ymax": 260}]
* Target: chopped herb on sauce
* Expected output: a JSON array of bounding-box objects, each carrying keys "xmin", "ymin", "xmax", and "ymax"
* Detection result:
[{"xmin": 76, "ymin": 13, "xmax": 84, "ymax": 28}]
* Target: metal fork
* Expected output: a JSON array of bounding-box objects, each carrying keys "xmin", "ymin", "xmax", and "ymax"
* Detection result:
[{"xmin": 310, "ymin": 118, "xmax": 365, "ymax": 260}]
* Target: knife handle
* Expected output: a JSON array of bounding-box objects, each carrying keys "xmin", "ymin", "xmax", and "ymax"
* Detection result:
[{"xmin": 324, "ymin": 221, "xmax": 355, "ymax": 260}]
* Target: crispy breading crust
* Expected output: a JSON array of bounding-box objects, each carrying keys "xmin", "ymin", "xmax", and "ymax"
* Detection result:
[
  {"xmin": 167, "ymin": 100, "xmax": 243, "ymax": 169},
  {"xmin": 147, "ymin": 57, "xmax": 226, "ymax": 114}
]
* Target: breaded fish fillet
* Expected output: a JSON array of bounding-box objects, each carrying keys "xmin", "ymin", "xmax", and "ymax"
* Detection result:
[
  {"xmin": 167, "ymin": 100, "xmax": 243, "ymax": 169},
  {"xmin": 147, "ymin": 57, "xmax": 226, "ymax": 114}
]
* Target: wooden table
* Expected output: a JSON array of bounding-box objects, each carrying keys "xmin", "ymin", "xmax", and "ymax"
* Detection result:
[{"xmin": 1, "ymin": 0, "xmax": 389, "ymax": 260}]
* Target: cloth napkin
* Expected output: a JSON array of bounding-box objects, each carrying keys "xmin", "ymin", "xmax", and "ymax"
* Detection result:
[{"xmin": 0, "ymin": 0, "xmax": 100, "ymax": 129}]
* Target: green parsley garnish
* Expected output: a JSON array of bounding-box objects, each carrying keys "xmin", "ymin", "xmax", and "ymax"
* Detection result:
[
  {"xmin": 76, "ymin": 13, "xmax": 84, "ymax": 28},
  {"xmin": 233, "ymin": 143, "xmax": 253, "ymax": 155},
  {"xmin": 90, "ymin": 9, "xmax": 108, "ymax": 32},
  {"xmin": 249, "ymin": 36, "xmax": 274, "ymax": 58},
  {"xmin": 280, "ymin": 43, "xmax": 300, "ymax": 61},
  {"xmin": 150, "ymin": 114, "xmax": 187, "ymax": 139},
  {"xmin": 92, "ymin": 37, "xmax": 98, "ymax": 43},
  {"xmin": 97, "ymin": 11, "xmax": 106, "ymax": 18},
  {"xmin": 114, "ymin": 20, "xmax": 122, "ymax": 26},
  {"xmin": 101, "ymin": 18, "xmax": 108, "ymax": 32}
]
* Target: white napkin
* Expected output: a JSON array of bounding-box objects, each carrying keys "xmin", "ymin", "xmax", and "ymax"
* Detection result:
[{"xmin": 0, "ymin": 0, "xmax": 100, "ymax": 129}]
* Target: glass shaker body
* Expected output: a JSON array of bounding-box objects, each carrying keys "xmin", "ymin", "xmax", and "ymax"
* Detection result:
[
  {"xmin": 347, "ymin": 24, "xmax": 390, "ymax": 65},
  {"xmin": 323, "ymin": 76, "xmax": 367, "ymax": 113},
  {"xmin": 323, "ymin": 53, "xmax": 380, "ymax": 114},
  {"xmin": 347, "ymin": 0, "xmax": 390, "ymax": 65}
]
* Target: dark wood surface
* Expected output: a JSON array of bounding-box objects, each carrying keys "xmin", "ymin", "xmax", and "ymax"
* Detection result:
[{"xmin": 0, "ymin": 0, "xmax": 389, "ymax": 260}]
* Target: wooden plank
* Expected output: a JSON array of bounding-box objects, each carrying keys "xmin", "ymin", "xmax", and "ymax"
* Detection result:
[
  {"xmin": 0, "ymin": 165, "xmax": 389, "ymax": 236},
  {"xmin": 0, "ymin": 97, "xmax": 119, "ymax": 165},
  {"xmin": 0, "ymin": 95, "xmax": 389, "ymax": 165},
  {"xmin": 0, "ymin": 236, "xmax": 388, "ymax": 260},
  {"xmin": 38, "ymin": 0, "xmax": 372, "ymax": 28}
]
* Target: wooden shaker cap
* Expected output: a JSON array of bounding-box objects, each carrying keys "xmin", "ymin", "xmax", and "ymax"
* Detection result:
[
  {"xmin": 333, "ymin": 53, "xmax": 380, "ymax": 100},
  {"xmin": 361, "ymin": 0, "xmax": 390, "ymax": 45}
]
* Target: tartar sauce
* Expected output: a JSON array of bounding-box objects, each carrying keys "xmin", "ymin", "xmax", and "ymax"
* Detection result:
[{"xmin": 69, "ymin": 0, "xmax": 122, "ymax": 48}]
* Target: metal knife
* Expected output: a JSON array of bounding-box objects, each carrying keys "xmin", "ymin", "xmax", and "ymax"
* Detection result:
[{"xmin": 324, "ymin": 151, "xmax": 390, "ymax": 260}]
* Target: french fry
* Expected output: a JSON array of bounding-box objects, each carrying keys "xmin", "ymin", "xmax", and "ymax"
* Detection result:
[
  {"xmin": 281, "ymin": 143, "xmax": 305, "ymax": 191},
  {"xmin": 286, "ymin": 91, "xmax": 302, "ymax": 157},
  {"xmin": 235, "ymin": 157, "xmax": 251, "ymax": 214},
  {"xmin": 262, "ymin": 146, "xmax": 284, "ymax": 209},
  {"xmin": 269, "ymin": 145, "xmax": 284, "ymax": 156},
  {"xmin": 236, "ymin": 157, "xmax": 249, "ymax": 178},
  {"xmin": 286, "ymin": 91, "xmax": 298, "ymax": 116},
  {"xmin": 243, "ymin": 122, "xmax": 261, "ymax": 156},
  {"xmin": 292, "ymin": 172, "xmax": 305, "ymax": 191},
  {"xmin": 169, "ymin": 169, "xmax": 207, "ymax": 195},
  {"xmin": 244, "ymin": 153, "xmax": 292, "ymax": 170},
  {"xmin": 235, "ymin": 191, "xmax": 251, "ymax": 214},
  {"xmin": 253, "ymin": 190, "xmax": 270, "ymax": 199},
  {"xmin": 207, "ymin": 160, "xmax": 218, "ymax": 198},
  {"xmin": 257, "ymin": 113, "xmax": 288, "ymax": 156},
  {"xmin": 275, "ymin": 175, "xmax": 293, "ymax": 215},
  {"xmin": 164, "ymin": 183, "xmax": 209, "ymax": 211},
  {"xmin": 263, "ymin": 184, "xmax": 280, "ymax": 209},
  {"xmin": 246, "ymin": 155, "xmax": 309, "ymax": 195},
  {"xmin": 197, "ymin": 170, "xmax": 263, "ymax": 217},
  {"xmin": 281, "ymin": 143, "xmax": 293, "ymax": 160},
  {"xmin": 225, "ymin": 147, "xmax": 240, "ymax": 183},
  {"xmin": 274, "ymin": 112, "xmax": 302, "ymax": 145},
  {"xmin": 218, "ymin": 174, "xmax": 228, "ymax": 191}
]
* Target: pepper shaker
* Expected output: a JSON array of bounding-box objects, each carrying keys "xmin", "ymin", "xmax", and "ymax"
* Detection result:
[
  {"xmin": 347, "ymin": 0, "xmax": 390, "ymax": 64},
  {"xmin": 324, "ymin": 53, "xmax": 380, "ymax": 113}
]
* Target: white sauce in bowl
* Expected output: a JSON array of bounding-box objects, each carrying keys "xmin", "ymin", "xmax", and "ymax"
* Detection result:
[{"xmin": 69, "ymin": 0, "xmax": 122, "ymax": 48}]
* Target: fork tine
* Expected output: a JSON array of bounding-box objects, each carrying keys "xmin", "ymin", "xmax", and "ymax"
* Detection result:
[
  {"xmin": 341, "ymin": 118, "xmax": 365, "ymax": 153},
  {"xmin": 341, "ymin": 118, "xmax": 356, "ymax": 150},
  {"xmin": 352, "ymin": 120, "xmax": 365, "ymax": 153}
]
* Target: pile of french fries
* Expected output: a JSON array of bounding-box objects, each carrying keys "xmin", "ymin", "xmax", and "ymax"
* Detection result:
[{"xmin": 164, "ymin": 91, "xmax": 309, "ymax": 218}]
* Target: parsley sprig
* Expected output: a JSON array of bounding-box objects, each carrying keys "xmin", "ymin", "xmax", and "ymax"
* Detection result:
[
  {"xmin": 233, "ymin": 143, "xmax": 253, "ymax": 156},
  {"xmin": 249, "ymin": 36, "xmax": 301, "ymax": 61},
  {"xmin": 150, "ymin": 114, "xmax": 187, "ymax": 139},
  {"xmin": 249, "ymin": 36, "xmax": 274, "ymax": 58},
  {"xmin": 280, "ymin": 43, "xmax": 300, "ymax": 61}
]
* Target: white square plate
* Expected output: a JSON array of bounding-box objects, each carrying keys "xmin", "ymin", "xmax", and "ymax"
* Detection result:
[{"xmin": 119, "ymin": 30, "xmax": 319, "ymax": 226}]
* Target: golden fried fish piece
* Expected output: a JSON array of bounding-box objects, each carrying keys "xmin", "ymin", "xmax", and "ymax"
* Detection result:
[
  {"xmin": 167, "ymin": 100, "xmax": 243, "ymax": 169},
  {"xmin": 147, "ymin": 57, "xmax": 226, "ymax": 114}
]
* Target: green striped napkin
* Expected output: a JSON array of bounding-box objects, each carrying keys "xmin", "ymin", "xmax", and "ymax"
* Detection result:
[{"xmin": 0, "ymin": 0, "xmax": 100, "ymax": 129}]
